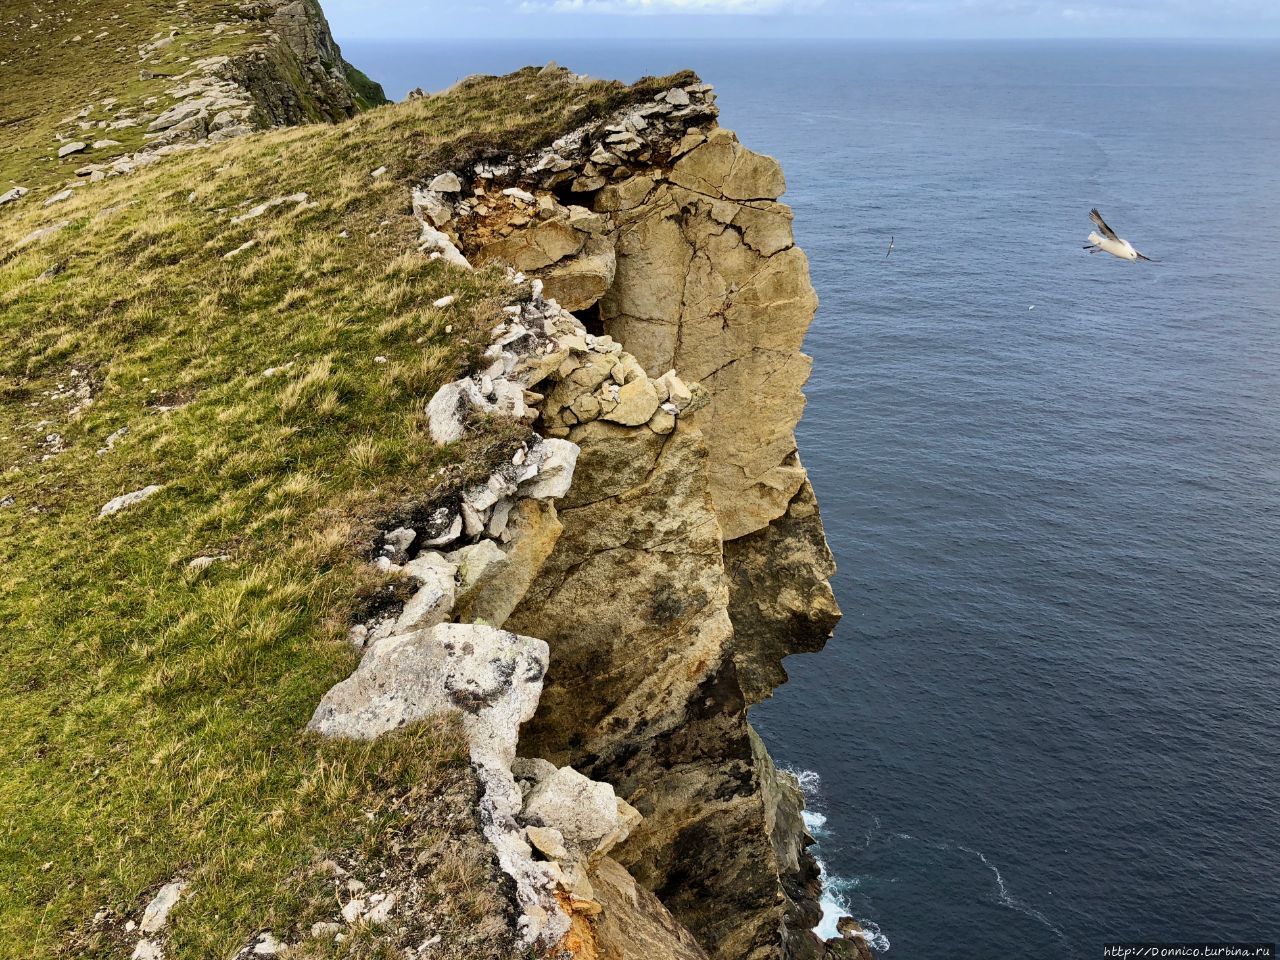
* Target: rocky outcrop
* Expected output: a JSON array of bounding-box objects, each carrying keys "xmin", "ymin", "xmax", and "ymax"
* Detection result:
[
  {"xmin": 598, "ymin": 129, "xmax": 819, "ymax": 542},
  {"xmin": 303, "ymin": 67, "xmax": 842, "ymax": 960},
  {"xmin": 725, "ymin": 480, "xmax": 841, "ymax": 705},
  {"xmin": 308, "ymin": 279, "xmax": 712, "ymax": 956},
  {"xmin": 401, "ymin": 71, "xmax": 843, "ymax": 960},
  {"xmin": 228, "ymin": 0, "xmax": 385, "ymax": 126}
]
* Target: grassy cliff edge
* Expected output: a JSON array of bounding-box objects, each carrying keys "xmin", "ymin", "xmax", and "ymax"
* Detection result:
[{"xmin": 0, "ymin": 28, "xmax": 692, "ymax": 956}]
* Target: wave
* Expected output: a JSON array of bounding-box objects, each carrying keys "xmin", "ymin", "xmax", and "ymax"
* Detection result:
[
  {"xmin": 786, "ymin": 767, "xmax": 892, "ymax": 953},
  {"xmin": 957, "ymin": 845, "xmax": 1067, "ymax": 942},
  {"xmin": 881, "ymin": 830, "xmax": 1066, "ymax": 943}
]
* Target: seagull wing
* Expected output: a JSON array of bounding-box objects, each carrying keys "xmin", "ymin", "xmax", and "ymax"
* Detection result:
[{"xmin": 1090, "ymin": 209, "xmax": 1120, "ymax": 242}]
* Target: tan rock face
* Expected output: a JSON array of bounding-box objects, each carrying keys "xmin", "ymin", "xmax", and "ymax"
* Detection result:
[
  {"xmin": 414, "ymin": 80, "xmax": 841, "ymax": 960},
  {"xmin": 725, "ymin": 479, "xmax": 841, "ymax": 705},
  {"xmin": 597, "ymin": 130, "xmax": 820, "ymax": 540},
  {"xmin": 507, "ymin": 419, "xmax": 810, "ymax": 960},
  {"xmin": 588, "ymin": 857, "xmax": 711, "ymax": 960},
  {"xmin": 510, "ymin": 422, "xmax": 728, "ymax": 756}
]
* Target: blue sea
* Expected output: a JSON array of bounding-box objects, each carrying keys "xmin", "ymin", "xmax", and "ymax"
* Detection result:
[{"xmin": 343, "ymin": 39, "xmax": 1280, "ymax": 958}]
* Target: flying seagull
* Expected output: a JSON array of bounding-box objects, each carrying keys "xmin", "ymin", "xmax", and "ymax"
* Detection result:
[
  {"xmin": 886, "ymin": 236, "xmax": 895, "ymax": 258},
  {"xmin": 1084, "ymin": 209, "xmax": 1154, "ymax": 262}
]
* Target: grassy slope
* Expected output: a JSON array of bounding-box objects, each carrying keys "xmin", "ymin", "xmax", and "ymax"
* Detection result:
[
  {"xmin": 0, "ymin": 57, "xmax": 689, "ymax": 958},
  {"xmin": 0, "ymin": 0, "xmax": 270, "ymax": 198}
]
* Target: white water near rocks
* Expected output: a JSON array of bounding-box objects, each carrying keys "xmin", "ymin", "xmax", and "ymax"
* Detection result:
[{"xmin": 792, "ymin": 768, "xmax": 890, "ymax": 952}]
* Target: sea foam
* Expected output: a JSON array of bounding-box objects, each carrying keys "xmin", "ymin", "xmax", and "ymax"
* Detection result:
[{"xmin": 788, "ymin": 767, "xmax": 891, "ymax": 952}]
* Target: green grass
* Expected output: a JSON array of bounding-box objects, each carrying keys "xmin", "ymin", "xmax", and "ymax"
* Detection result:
[{"xmin": 0, "ymin": 61, "xmax": 696, "ymax": 958}]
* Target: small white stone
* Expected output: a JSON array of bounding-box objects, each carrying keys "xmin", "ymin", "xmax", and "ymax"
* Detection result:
[
  {"xmin": 340, "ymin": 898, "xmax": 365, "ymax": 924},
  {"xmin": 371, "ymin": 166, "xmax": 387, "ymax": 178},
  {"xmin": 99, "ymin": 485, "xmax": 164, "ymax": 519},
  {"xmin": 140, "ymin": 880, "xmax": 186, "ymax": 933},
  {"xmin": 433, "ymin": 295, "xmax": 456, "ymax": 308},
  {"xmin": 252, "ymin": 932, "xmax": 283, "ymax": 955},
  {"xmin": 187, "ymin": 554, "xmax": 229, "ymax": 572},
  {"xmin": 428, "ymin": 172, "xmax": 462, "ymax": 193},
  {"xmin": 364, "ymin": 892, "xmax": 396, "ymax": 924}
]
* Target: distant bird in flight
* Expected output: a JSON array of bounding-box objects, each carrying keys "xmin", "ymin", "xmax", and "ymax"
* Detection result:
[
  {"xmin": 886, "ymin": 236, "xmax": 895, "ymax": 258},
  {"xmin": 1084, "ymin": 209, "xmax": 1154, "ymax": 262}
]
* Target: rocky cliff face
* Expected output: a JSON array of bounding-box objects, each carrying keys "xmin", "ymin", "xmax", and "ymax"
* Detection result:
[
  {"xmin": 370, "ymin": 69, "xmax": 851, "ymax": 960},
  {"xmin": 229, "ymin": 0, "xmax": 385, "ymax": 126},
  {"xmin": 1, "ymin": 23, "xmax": 862, "ymax": 953}
]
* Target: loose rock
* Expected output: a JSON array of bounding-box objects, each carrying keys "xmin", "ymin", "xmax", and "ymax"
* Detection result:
[{"xmin": 99, "ymin": 485, "xmax": 164, "ymax": 518}]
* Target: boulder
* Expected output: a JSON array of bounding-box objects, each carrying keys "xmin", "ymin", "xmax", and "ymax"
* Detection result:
[
  {"xmin": 452, "ymin": 500, "xmax": 563, "ymax": 627},
  {"xmin": 518, "ymin": 439, "xmax": 580, "ymax": 501},
  {"xmin": 539, "ymin": 234, "xmax": 616, "ymax": 312},
  {"xmin": 522, "ymin": 765, "xmax": 640, "ymax": 862},
  {"xmin": 417, "ymin": 222, "xmax": 471, "ymax": 270},
  {"xmin": 426, "ymin": 381, "xmax": 469, "ymax": 444},
  {"xmin": 307, "ymin": 622, "xmax": 547, "ymax": 748},
  {"xmin": 525, "ymin": 825, "xmax": 570, "ymax": 861},
  {"xmin": 392, "ymin": 552, "xmax": 457, "ymax": 634},
  {"xmin": 429, "ymin": 172, "xmax": 462, "ymax": 193},
  {"xmin": 449, "ymin": 539, "xmax": 507, "ymax": 593},
  {"xmin": 57, "ymin": 141, "xmax": 88, "ymax": 158},
  {"xmin": 601, "ymin": 376, "xmax": 659, "ymax": 427}
]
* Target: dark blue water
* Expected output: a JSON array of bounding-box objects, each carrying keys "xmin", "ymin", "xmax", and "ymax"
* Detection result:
[{"xmin": 343, "ymin": 39, "xmax": 1280, "ymax": 958}]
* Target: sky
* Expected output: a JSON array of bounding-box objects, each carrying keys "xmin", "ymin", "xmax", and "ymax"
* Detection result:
[{"xmin": 321, "ymin": 0, "xmax": 1280, "ymax": 40}]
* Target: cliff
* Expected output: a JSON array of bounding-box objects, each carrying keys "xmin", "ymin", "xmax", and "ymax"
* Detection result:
[{"xmin": 0, "ymin": 13, "xmax": 867, "ymax": 960}]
